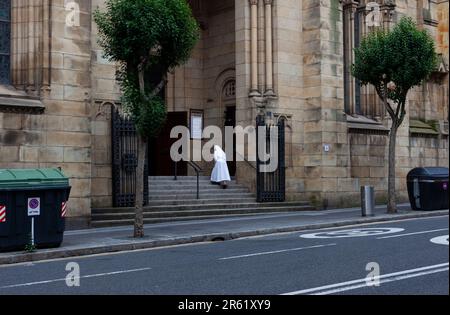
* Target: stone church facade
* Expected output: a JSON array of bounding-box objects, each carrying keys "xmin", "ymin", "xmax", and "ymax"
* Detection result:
[{"xmin": 0, "ymin": 0, "xmax": 448, "ymax": 228}]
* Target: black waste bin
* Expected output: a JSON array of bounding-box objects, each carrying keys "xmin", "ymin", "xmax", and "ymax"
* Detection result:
[
  {"xmin": 407, "ymin": 167, "xmax": 449, "ymax": 211},
  {"xmin": 0, "ymin": 168, "xmax": 71, "ymax": 252}
]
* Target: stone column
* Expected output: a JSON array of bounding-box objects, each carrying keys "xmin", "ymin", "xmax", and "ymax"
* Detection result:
[
  {"xmin": 249, "ymin": 0, "xmax": 260, "ymax": 96},
  {"xmin": 41, "ymin": 0, "xmax": 51, "ymax": 96},
  {"xmin": 264, "ymin": 0, "xmax": 274, "ymax": 96},
  {"xmin": 343, "ymin": 1, "xmax": 357, "ymax": 114},
  {"xmin": 27, "ymin": 1, "xmax": 35, "ymax": 92}
]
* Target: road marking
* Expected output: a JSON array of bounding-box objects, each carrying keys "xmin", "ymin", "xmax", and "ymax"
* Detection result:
[
  {"xmin": 0, "ymin": 267, "xmax": 151, "ymax": 290},
  {"xmin": 300, "ymin": 227, "xmax": 404, "ymax": 239},
  {"xmin": 281, "ymin": 263, "xmax": 449, "ymax": 295},
  {"xmin": 377, "ymin": 228, "xmax": 449, "ymax": 239},
  {"xmin": 219, "ymin": 243, "xmax": 336, "ymax": 260},
  {"xmin": 430, "ymin": 235, "xmax": 449, "ymax": 246}
]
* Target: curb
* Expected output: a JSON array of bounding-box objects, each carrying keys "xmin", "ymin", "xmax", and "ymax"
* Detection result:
[{"xmin": 0, "ymin": 210, "xmax": 448, "ymax": 265}]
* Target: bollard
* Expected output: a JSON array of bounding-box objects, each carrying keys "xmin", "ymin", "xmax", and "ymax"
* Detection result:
[{"xmin": 361, "ymin": 186, "xmax": 375, "ymax": 217}]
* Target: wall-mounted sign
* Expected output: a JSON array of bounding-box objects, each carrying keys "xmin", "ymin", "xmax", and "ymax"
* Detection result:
[{"xmin": 190, "ymin": 109, "xmax": 204, "ymax": 140}]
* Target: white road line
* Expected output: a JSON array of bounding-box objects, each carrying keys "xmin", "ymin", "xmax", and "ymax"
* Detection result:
[
  {"xmin": 0, "ymin": 267, "xmax": 151, "ymax": 289},
  {"xmin": 312, "ymin": 267, "xmax": 449, "ymax": 295},
  {"xmin": 219, "ymin": 243, "xmax": 337, "ymax": 260},
  {"xmin": 377, "ymin": 228, "xmax": 449, "ymax": 239},
  {"xmin": 281, "ymin": 263, "xmax": 449, "ymax": 295}
]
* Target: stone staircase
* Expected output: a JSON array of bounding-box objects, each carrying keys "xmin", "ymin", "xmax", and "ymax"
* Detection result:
[{"xmin": 91, "ymin": 176, "xmax": 313, "ymax": 227}]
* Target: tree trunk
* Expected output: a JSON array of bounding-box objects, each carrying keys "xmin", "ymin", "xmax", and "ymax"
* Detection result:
[
  {"xmin": 387, "ymin": 123, "xmax": 398, "ymax": 214},
  {"xmin": 134, "ymin": 134, "xmax": 146, "ymax": 238},
  {"xmin": 134, "ymin": 63, "xmax": 146, "ymax": 238}
]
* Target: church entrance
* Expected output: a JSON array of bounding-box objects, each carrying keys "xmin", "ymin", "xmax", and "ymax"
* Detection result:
[{"xmin": 148, "ymin": 111, "xmax": 188, "ymax": 176}]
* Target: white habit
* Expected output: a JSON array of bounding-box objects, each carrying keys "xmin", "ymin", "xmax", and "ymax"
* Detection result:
[{"xmin": 211, "ymin": 145, "xmax": 231, "ymax": 183}]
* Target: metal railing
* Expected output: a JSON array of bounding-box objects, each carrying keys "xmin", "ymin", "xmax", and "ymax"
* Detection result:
[{"xmin": 173, "ymin": 161, "xmax": 203, "ymax": 199}]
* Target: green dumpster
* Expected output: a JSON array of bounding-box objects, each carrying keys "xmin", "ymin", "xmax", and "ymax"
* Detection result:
[{"xmin": 0, "ymin": 168, "xmax": 71, "ymax": 252}]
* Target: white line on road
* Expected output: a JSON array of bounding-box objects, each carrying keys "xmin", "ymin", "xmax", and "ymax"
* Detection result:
[
  {"xmin": 376, "ymin": 228, "xmax": 449, "ymax": 239},
  {"xmin": 281, "ymin": 263, "xmax": 449, "ymax": 295},
  {"xmin": 0, "ymin": 267, "xmax": 152, "ymax": 290},
  {"xmin": 219, "ymin": 243, "xmax": 337, "ymax": 260}
]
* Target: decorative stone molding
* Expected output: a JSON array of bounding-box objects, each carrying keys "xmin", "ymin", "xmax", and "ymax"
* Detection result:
[
  {"xmin": 93, "ymin": 100, "xmax": 117, "ymax": 121},
  {"xmin": 380, "ymin": 0, "xmax": 396, "ymax": 29},
  {"xmin": 347, "ymin": 114, "xmax": 390, "ymax": 135},
  {"xmin": 0, "ymin": 84, "xmax": 45, "ymax": 114},
  {"xmin": 0, "ymin": 95, "xmax": 45, "ymax": 114}
]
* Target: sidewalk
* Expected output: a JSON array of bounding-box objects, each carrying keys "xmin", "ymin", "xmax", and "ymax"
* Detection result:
[{"xmin": 0, "ymin": 204, "xmax": 448, "ymax": 265}]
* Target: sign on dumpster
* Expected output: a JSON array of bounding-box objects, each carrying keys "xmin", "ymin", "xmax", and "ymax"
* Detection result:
[
  {"xmin": 0, "ymin": 205, "xmax": 6, "ymax": 222},
  {"xmin": 27, "ymin": 197, "xmax": 41, "ymax": 216}
]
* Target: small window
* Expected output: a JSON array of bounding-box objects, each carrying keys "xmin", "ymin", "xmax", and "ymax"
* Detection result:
[
  {"xmin": 222, "ymin": 80, "xmax": 236, "ymax": 100},
  {"xmin": 0, "ymin": 0, "xmax": 11, "ymax": 85}
]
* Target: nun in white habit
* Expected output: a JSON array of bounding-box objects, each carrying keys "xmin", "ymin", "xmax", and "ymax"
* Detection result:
[{"xmin": 211, "ymin": 145, "xmax": 231, "ymax": 188}]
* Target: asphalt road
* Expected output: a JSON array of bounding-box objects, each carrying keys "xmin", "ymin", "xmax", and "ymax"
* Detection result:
[{"xmin": 0, "ymin": 215, "xmax": 448, "ymax": 295}]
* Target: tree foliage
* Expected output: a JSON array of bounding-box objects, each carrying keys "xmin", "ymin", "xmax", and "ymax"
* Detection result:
[
  {"xmin": 94, "ymin": 0, "xmax": 199, "ymax": 137},
  {"xmin": 352, "ymin": 17, "xmax": 437, "ymax": 126}
]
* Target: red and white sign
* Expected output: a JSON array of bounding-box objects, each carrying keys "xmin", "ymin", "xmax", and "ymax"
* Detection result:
[
  {"xmin": 0, "ymin": 205, "xmax": 6, "ymax": 223},
  {"xmin": 61, "ymin": 201, "xmax": 68, "ymax": 218}
]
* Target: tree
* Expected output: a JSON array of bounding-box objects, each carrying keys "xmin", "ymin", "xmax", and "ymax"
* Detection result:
[
  {"xmin": 352, "ymin": 17, "xmax": 437, "ymax": 213},
  {"xmin": 94, "ymin": 0, "xmax": 199, "ymax": 237}
]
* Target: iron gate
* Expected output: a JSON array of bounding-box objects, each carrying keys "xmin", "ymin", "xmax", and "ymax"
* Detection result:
[
  {"xmin": 112, "ymin": 107, "xmax": 149, "ymax": 207},
  {"xmin": 256, "ymin": 115, "xmax": 285, "ymax": 202}
]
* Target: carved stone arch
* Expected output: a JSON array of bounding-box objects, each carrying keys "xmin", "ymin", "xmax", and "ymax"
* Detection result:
[{"xmin": 213, "ymin": 67, "xmax": 236, "ymax": 99}]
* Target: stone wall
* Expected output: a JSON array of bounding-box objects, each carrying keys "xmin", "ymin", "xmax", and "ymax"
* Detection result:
[
  {"xmin": 0, "ymin": 0, "xmax": 448, "ymax": 224},
  {"xmin": 89, "ymin": 0, "xmax": 121, "ymax": 208},
  {"xmin": 0, "ymin": 0, "xmax": 93, "ymax": 228}
]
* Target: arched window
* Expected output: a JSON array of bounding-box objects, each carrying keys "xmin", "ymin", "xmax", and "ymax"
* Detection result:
[
  {"xmin": 222, "ymin": 80, "xmax": 236, "ymax": 101},
  {"xmin": 0, "ymin": 0, "xmax": 11, "ymax": 85}
]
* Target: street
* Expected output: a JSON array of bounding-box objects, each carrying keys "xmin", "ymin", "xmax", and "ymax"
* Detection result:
[{"xmin": 0, "ymin": 215, "xmax": 448, "ymax": 295}]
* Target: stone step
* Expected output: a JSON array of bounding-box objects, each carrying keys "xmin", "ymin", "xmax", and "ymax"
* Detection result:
[
  {"xmin": 92, "ymin": 201, "xmax": 310, "ymax": 214},
  {"xmin": 148, "ymin": 181, "xmax": 242, "ymax": 187},
  {"xmin": 149, "ymin": 193, "xmax": 255, "ymax": 201},
  {"xmin": 146, "ymin": 197, "xmax": 257, "ymax": 206},
  {"xmin": 148, "ymin": 175, "xmax": 221, "ymax": 181},
  {"xmin": 90, "ymin": 206, "xmax": 314, "ymax": 228},
  {"xmin": 148, "ymin": 183, "xmax": 245, "ymax": 191},
  {"xmin": 148, "ymin": 188, "xmax": 250, "ymax": 195},
  {"xmin": 149, "ymin": 180, "xmax": 238, "ymax": 185},
  {"xmin": 149, "ymin": 176, "xmax": 236, "ymax": 180}
]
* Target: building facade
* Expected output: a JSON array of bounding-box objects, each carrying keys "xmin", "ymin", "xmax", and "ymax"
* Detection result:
[{"xmin": 0, "ymin": 0, "xmax": 448, "ymax": 228}]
